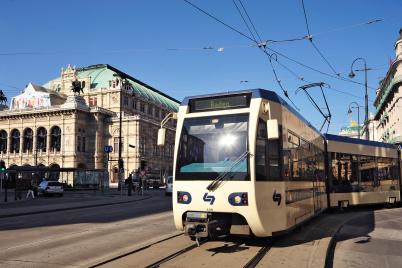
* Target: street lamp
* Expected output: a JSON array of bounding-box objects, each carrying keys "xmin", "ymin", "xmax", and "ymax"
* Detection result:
[
  {"xmin": 348, "ymin": 102, "xmax": 361, "ymax": 139},
  {"xmin": 349, "ymin": 58, "xmax": 369, "ymax": 140},
  {"xmin": 113, "ymin": 73, "xmax": 128, "ymax": 196}
]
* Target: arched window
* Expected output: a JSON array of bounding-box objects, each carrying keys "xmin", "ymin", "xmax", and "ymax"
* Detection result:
[
  {"xmin": 10, "ymin": 129, "xmax": 20, "ymax": 153},
  {"xmin": 50, "ymin": 126, "xmax": 61, "ymax": 152},
  {"xmin": 0, "ymin": 130, "xmax": 7, "ymax": 153},
  {"xmin": 37, "ymin": 127, "xmax": 47, "ymax": 152},
  {"xmin": 23, "ymin": 128, "xmax": 33, "ymax": 153}
]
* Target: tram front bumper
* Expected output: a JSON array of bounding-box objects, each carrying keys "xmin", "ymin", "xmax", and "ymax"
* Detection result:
[{"xmin": 184, "ymin": 212, "xmax": 228, "ymax": 238}]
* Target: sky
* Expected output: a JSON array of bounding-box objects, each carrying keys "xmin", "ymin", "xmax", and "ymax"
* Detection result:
[{"xmin": 0, "ymin": 0, "xmax": 401, "ymax": 134}]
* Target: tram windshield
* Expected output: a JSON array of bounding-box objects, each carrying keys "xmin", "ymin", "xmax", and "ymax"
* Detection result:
[{"xmin": 175, "ymin": 113, "xmax": 249, "ymax": 180}]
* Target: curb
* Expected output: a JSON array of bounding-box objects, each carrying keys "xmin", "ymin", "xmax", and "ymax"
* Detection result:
[
  {"xmin": 0, "ymin": 194, "xmax": 152, "ymax": 219},
  {"xmin": 323, "ymin": 211, "xmax": 371, "ymax": 268},
  {"xmin": 324, "ymin": 221, "xmax": 344, "ymax": 268}
]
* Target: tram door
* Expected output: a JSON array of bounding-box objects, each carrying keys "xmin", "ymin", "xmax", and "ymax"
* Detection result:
[{"xmin": 312, "ymin": 178, "xmax": 322, "ymax": 212}]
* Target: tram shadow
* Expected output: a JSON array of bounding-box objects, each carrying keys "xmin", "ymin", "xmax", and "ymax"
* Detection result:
[{"xmin": 205, "ymin": 208, "xmax": 376, "ymax": 265}]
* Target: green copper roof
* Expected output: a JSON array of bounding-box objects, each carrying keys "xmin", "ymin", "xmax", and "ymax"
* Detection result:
[
  {"xmin": 44, "ymin": 64, "xmax": 180, "ymax": 111},
  {"xmin": 78, "ymin": 64, "xmax": 179, "ymax": 111}
]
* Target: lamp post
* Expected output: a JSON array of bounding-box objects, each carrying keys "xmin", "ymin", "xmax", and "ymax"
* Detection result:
[
  {"xmin": 113, "ymin": 73, "xmax": 127, "ymax": 196},
  {"xmin": 349, "ymin": 58, "xmax": 370, "ymax": 140},
  {"xmin": 348, "ymin": 102, "xmax": 361, "ymax": 139}
]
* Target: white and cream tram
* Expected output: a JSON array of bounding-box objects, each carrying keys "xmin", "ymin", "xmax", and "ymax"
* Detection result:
[
  {"xmin": 325, "ymin": 134, "xmax": 401, "ymax": 208},
  {"xmin": 157, "ymin": 89, "xmax": 401, "ymax": 240},
  {"xmin": 159, "ymin": 89, "xmax": 327, "ymax": 239}
]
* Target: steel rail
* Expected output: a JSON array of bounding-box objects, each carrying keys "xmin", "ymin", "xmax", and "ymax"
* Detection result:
[
  {"xmin": 145, "ymin": 238, "xmax": 207, "ymax": 268},
  {"xmin": 89, "ymin": 233, "xmax": 184, "ymax": 267},
  {"xmin": 243, "ymin": 244, "xmax": 271, "ymax": 268}
]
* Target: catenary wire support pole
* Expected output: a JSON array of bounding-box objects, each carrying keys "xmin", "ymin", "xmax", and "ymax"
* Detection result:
[
  {"xmin": 349, "ymin": 58, "xmax": 370, "ymax": 140},
  {"xmin": 348, "ymin": 102, "xmax": 361, "ymax": 139},
  {"xmin": 296, "ymin": 82, "xmax": 332, "ymax": 133}
]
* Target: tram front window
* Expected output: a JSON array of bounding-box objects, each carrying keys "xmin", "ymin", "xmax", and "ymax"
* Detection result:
[{"xmin": 176, "ymin": 114, "xmax": 249, "ymax": 181}]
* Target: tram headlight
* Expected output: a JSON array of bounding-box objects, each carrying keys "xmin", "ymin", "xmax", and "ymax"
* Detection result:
[
  {"xmin": 177, "ymin": 191, "xmax": 192, "ymax": 204},
  {"xmin": 228, "ymin": 192, "xmax": 248, "ymax": 206}
]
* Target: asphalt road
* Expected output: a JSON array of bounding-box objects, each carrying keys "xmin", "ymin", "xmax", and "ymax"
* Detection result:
[{"xmin": 0, "ymin": 190, "xmax": 175, "ymax": 268}]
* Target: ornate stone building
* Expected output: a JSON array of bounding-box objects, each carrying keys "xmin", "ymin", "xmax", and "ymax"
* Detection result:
[
  {"xmin": 0, "ymin": 64, "xmax": 179, "ymax": 183},
  {"xmin": 374, "ymin": 29, "xmax": 402, "ymax": 145}
]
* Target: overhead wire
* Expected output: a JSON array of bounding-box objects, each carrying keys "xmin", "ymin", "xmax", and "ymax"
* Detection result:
[
  {"xmin": 183, "ymin": 0, "xmax": 377, "ymax": 91},
  {"xmin": 237, "ymin": 0, "xmax": 264, "ymax": 42},
  {"xmin": 300, "ymin": 0, "xmax": 340, "ymax": 76},
  {"xmin": 231, "ymin": 0, "xmax": 259, "ymax": 43},
  {"xmin": 231, "ymin": 0, "xmax": 300, "ymax": 109}
]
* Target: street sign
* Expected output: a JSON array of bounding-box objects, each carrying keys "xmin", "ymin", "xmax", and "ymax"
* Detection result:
[{"xmin": 104, "ymin": 145, "xmax": 113, "ymax": 153}]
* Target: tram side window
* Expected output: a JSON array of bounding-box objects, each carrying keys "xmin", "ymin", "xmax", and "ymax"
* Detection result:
[
  {"xmin": 267, "ymin": 138, "xmax": 281, "ymax": 179},
  {"xmin": 377, "ymin": 157, "xmax": 400, "ymax": 191},
  {"xmin": 287, "ymin": 132, "xmax": 301, "ymax": 180},
  {"xmin": 256, "ymin": 119, "xmax": 267, "ymax": 180},
  {"xmin": 255, "ymin": 119, "xmax": 281, "ymax": 181}
]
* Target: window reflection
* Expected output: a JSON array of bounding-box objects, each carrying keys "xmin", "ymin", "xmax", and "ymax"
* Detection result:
[
  {"xmin": 176, "ymin": 114, "xmax": 249, "ymax": 181},
  {"xmin": 329, "ymin": 152, "xmax": 400, "ymax": 193}
]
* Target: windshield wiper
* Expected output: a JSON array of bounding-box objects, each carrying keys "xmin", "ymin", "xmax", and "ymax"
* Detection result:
[{"xmin": 206, "ymin": 151, "xmax": 251, "ymax": 191}]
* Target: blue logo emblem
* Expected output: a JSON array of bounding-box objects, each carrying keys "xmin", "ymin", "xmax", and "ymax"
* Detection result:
[{"xmin": 203, "ymin": 193, "xmax": 215, "ymax": 205}]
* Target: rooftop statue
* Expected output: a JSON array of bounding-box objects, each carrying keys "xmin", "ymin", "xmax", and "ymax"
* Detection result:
[
  {"xmin": 71, "ymin": 79, "xmax": 84, "ymax": 95},
  {"xmin": 0, "ymin": 90, "xmax": 7, "ymax": 105}
]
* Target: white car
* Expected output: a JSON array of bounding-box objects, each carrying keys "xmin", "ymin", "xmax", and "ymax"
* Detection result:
[
  {"xmin": 165, "ymin": 176, "xmax": 173, "ymax": 196},
  {"xmin": 38, "ymin": 181, "xmax": 64, "ymax": 196}
]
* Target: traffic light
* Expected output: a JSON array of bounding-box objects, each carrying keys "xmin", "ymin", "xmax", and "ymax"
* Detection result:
[{"xmin": 0, "ymin": 161, "xmax": 5, "ymax": 172}]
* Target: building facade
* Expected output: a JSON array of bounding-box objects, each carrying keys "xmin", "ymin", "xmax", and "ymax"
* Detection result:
[
  {"xmin": 374, "ymin": 28, "xmax": 402, "ymax": 145},
  {"xmin": 0, "ymin": 64, "xmax": 179, "ymax": 184}
]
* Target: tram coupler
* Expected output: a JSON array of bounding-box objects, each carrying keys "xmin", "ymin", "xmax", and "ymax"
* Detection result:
[{"xmin": 184, "ymin": 212, "xmax": 230, "ymax": 240}]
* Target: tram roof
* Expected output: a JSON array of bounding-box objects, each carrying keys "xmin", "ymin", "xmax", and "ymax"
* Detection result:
[
  {"xmin": 181, "ymin": 88, "xmax": 321, "ymax": 135},
  {"xmin": 324, "ymin": 133, "xmax": 396, "ymax": 149}
]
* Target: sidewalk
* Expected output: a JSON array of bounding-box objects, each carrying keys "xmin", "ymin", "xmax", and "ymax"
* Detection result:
[
  {"xmin": 0, "ymin": 188, "xmax": 154, "ymax": 218},
  {"xmin": 331, "ymin": 207, "xmax": 402, "ymax": 267}
]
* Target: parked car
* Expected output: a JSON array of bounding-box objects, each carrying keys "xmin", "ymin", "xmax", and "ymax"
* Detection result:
[
  {"xmin": 165, "ymin": 176, "xmax": 173, "ymax": 196},
  {"xmin": 38, "ymin": 181, "xmax": 64, "ymax": 196}
]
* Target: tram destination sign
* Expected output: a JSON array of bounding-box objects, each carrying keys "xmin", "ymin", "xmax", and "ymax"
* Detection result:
[{"xmin": 189, "ymin": 94, "xmax": 250, "ymax": 112}]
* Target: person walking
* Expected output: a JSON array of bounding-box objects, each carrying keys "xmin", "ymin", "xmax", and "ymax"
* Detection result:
[
  {"xmin": 138, "ymin": 174, "xmax": 143, "ymax": 196},
  {"xmin": 26, "ymin": 181, "xmax": 35, "ymax": 199}
]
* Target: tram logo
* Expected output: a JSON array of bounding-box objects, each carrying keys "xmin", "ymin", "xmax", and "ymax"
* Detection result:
[
  {"xmin": 203, "ymin": 193, "xmax": 215, "ymax": 205},
  {"xmin": 272, "ymin": 190, "xmax": 282, "ymax": 206}
]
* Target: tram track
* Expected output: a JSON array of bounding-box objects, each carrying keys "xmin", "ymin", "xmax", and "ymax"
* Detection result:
[
  {"xmin": 89, "ymin": 233, "xmax": 184, "ymax": 268},
  {"xmin": 243, "ymin": 244, "xmax": 271, "ymax": 268},
  {"xmin": 145, "ymin": 238, "xmax": 207, "ymax": 268}
]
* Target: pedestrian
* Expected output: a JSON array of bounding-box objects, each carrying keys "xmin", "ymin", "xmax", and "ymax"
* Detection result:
[
  {"xmin": 138, "ymin": 174, "xmax": 143, "ymax": 195},
  {"xmin": 26, "ymin": 181, "xmax": 35, "ymax": 199}
]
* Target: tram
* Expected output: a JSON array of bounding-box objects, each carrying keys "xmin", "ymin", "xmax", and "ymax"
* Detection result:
[
  {"xmin": 157, "ymin": 88, "xmax": 401, "ymax": 240},
  {"xmin": 325, "ymin": 134, "xmax": 401, "ymax": 208},
  {"xmin": 158, "ymin": 89, "xmax": 326, "ymax": 238}
]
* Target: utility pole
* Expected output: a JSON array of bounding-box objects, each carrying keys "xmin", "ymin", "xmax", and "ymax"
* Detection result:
[
  {"xmin": 349, "ymin": 58, "xmax": 370, "ymax": 140},
  {"xmin": 114, "ymin": 73, "xmax": 126, "ymax": 196}
]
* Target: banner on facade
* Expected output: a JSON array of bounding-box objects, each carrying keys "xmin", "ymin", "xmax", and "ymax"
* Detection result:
[{"xmin": 10, "ymin": 83, "xmax": 52, "ymax": 110}]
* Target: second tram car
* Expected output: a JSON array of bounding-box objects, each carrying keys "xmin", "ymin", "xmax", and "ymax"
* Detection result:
[
  {"xmin": 157, "ymin": 88, "xmax": 401, "ymax": 240},
  {"xmin": 325, "ymin": 134, "xmax": 401, "ymax": 208}
]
